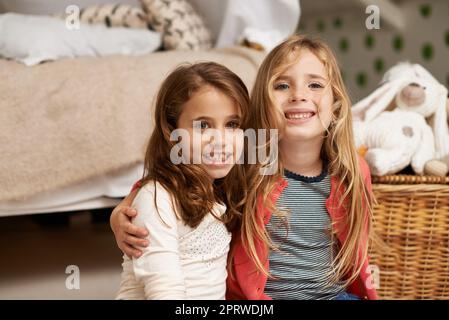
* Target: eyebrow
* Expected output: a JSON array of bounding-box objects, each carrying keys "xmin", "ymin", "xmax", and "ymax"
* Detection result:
[
  {"xmin": 276, "ymin": 73, "xmax": 327, "ymax": 82},
  {"xmin": 275, "ymin": 75, "xmax": 293, "ymax": 82},
  {"xmin": 307, "ymin": 73, "xmax": 327, "ymax": 81},
  {"xmin": 192, "ymin": 114, "xmax": 241, "ymax": 121}
]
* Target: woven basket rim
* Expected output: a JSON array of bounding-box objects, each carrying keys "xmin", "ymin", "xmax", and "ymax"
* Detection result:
[{"xmin": 372, "ymin": 174, "xmax": 449, "ymax": 185}]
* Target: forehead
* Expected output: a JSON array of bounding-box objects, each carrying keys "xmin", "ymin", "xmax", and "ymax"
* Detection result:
[
  {"xmin": 183, "ymin": 86, "xmax": 241, "ymax": 116},
  {"xmin": 281, "ymin": 49, "xmax": 327, "ymax": 78}
]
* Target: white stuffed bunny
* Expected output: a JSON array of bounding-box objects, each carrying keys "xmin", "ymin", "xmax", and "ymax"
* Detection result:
[
  {"xmin": 353, "ymin": 109, "xmax": 435, "ymax": 175},
  {"xmin": 352, "ymin": 62, "xmax": 449, "ymax": 176}
]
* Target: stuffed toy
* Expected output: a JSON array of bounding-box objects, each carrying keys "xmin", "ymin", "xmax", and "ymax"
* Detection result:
[
  {"xmin": 352, "ymin": 62, "xmax": 449, "ymax": 176},
  {"xmin": 424, "ymin": 155, "xmax": 449, "ymax": 176},
  {"xmin": 424, "ymin": 97, "xmax": 449, "ymax": 176}
]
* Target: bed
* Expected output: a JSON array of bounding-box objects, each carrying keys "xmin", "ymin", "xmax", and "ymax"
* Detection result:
[{"xmin": 0, "ymin": 46, "xmax": 265, "ymax": 216}]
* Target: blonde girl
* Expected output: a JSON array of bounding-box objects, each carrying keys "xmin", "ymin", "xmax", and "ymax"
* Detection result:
[{"xmin": 227, "ymin": 34, "xmax": 376, "ymax": 300}]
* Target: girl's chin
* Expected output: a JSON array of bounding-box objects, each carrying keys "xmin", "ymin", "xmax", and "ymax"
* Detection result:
[
  {"xmin": 204, "ymin": 164, "xmax": 234, "ymax": 180},
  {"xmin": 282, "ymin": 127, "xmax": 325, "ymax": 142}
]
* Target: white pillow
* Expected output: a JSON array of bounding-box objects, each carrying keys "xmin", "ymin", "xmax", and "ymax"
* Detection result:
[{"xmin": 0, "ymin": 13, "xmax": 162, "ymax": 66}]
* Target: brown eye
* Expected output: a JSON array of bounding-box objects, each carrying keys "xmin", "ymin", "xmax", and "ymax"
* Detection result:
[
  {"xmin": 193, "ymin": 120, "xmax": 209, "ymax": 130},
  {"xmin": 226, "ymin": 121, "xmax": 240, "ymax": 129}
]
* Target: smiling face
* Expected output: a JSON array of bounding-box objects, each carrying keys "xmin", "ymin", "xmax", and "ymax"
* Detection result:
[
  {"xmin": 177, "ymin": 85, "xmax": 243, "ymax": 180},
  {"xmin": 272, "ymin": 49, "xmax": 334, "ymax": 144}
]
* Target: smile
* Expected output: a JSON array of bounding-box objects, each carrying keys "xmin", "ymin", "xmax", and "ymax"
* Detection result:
[
  {"xmin": 202, "ymin": 152, "xmax": 233, "ymax": 165},
  {"xmin": 284, "ymin": 111, "xmax": 316, "ymax": 120}
]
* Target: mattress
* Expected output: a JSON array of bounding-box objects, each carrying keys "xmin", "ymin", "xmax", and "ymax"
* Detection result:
[
  {"xmin": 1, "ymin": 46, "xmax": 263, "ymax": 204},
  {"xmin": 0, "ymin": 163, "xmax": 143, "ymax": 217}
]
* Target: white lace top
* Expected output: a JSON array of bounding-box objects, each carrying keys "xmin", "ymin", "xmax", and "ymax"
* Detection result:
[{"xmin": 116, "ymin": 181, "xmax": 231, "ymax": 300}]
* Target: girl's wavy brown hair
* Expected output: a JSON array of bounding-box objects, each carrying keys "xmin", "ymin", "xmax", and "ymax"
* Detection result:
[{"xmin": 140, "ymin": 62, "xmax": 250, "ymax": 232}]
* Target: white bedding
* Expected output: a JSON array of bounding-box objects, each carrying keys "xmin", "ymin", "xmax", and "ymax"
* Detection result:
[
  {"xmin": 0, "ymin": 163, "xmax": 143, "ymax": 217},
  {"xmin": 0, "ymin": 13, "xmax": 161, "ymax": 66}
]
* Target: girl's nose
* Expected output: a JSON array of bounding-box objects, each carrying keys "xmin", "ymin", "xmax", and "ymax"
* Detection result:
[
  {"xmin": 289, "ymin": 92, "xmax": 308, "ymax": 103},
  {"xmin": 289, "ymin": 87, "xmax": 309, "ymax": 103},
  {"xmin": 206, "ymin": 130, "xmax": 227, "ymax": 147}
]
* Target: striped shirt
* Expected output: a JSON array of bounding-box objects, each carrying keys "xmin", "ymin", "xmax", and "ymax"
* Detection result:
[{"xmin": 264, "ymin": 167, "xmax": 346, "ymax": 300}]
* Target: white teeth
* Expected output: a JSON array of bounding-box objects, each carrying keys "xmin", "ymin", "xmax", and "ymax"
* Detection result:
[
  {"xmin": 202, "ymin": 153, "xmax": 232, "ymax": 164},
  {"xmin": 285, "ymin": 112, "xmax": 314, "ymax": 119}
]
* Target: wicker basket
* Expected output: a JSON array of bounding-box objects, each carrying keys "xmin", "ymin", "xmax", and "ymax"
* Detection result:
[{"xmin": 369, "ymin": 175, "xmax": 449, "ymax": 300}]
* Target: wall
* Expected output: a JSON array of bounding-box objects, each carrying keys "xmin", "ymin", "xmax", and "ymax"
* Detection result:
[{"xmin": 299, "ymin": 0, "xmax": 449, "ymax": 102}]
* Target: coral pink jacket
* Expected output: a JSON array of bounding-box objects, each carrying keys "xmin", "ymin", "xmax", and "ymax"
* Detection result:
[{"xmin": 226, "ymin": 156, "xmax": 378, "ymax": 300}]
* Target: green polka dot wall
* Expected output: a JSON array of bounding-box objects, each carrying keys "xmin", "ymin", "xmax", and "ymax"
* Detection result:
[
  {"xmin": 422, "ymin": 43, "xmax": 434, "ymax": 61},
  {"xmin": 316, "ymin": 20, "xmax": 325, "ymax": 32},
  {"xmin": 419, "ymin": 4, "xmax": 432, "ymax": 18},
  {"xmin": 356, "ymin": 72, "xmax": 368, "ymax": 88},
  {"xmin": 374, "ymin": 58, "xmax": 385, "ymax": 74},
  {"xmin": 365, "ymin": 34, "xmax": 375, "ymax": 49},
  {"xmin": 392, "ymin": 35, "xmax": 404, "ymax": 52},
  {"xmin": 339, "ymin": 38, "xmax": 349, "ymax": 52},
  {"xmin": 309, "ymin": 2, "xmax": 449, "ymax": 91},
  {"xmin": 333, "ymin": 17, "xmax": 342, "ymax": 29}
]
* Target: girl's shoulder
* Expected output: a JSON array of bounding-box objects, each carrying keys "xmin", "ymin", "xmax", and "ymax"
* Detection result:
[
  {"xmin": 357, "ymin": 154, "xmax": 372, "ymax": 182},
  {"xmin": 357, "ymin": 154, "xmax": 370, "ymax": 172},
  {"xmin": 137, "ymin": 180, "xmax": 171, "ymax": 200},
  {"xmin": 132, "ymin": 180, "xmax": 179, "ymax": 221}
]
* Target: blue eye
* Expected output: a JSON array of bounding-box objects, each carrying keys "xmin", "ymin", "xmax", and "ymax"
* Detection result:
[
  {"xmin": 309, "ymin": 82, "xmax": 324, "ymax": 89},
  {"xmin": 274, "ymin": 83, "xmax": 290, "ymax": 90}
]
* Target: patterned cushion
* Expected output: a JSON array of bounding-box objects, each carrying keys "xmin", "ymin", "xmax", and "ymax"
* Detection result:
[
  {"xmin": 140, "ymin": 0, "xmax": 212, "ymax": 50},
  {"xmin": 54, "ymin": 4, "xmax": 151, "ymax": 30}
]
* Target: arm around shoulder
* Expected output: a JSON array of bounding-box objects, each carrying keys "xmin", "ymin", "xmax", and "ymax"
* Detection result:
[{"xmin": 131, "ymin": 182, "xmax": 187, "ymax": 299}]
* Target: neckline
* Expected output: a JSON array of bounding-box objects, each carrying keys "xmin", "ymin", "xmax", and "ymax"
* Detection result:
[
  {"xmin": 284, "ymin": 166, "xmax": 328, "ymax": 183},
  {"xmin": 213, "ymin": 202, "xmax": 227, "ymax": 215}
]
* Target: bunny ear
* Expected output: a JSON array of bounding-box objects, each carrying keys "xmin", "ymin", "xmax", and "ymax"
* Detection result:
[
  {"xmin": 413, "ymin": 64, "xmax": 440, "ymax": 85},
  {"xmin": 447, "ymin": 95, "xmax": 449, "ymax": 116},
  {"xmin": 352, "ymin": 78, "xmax": 405, "ymax": 122},
  {"xmin": 431, "ymin": 85, "xmax": 449, "ymax": 159}
]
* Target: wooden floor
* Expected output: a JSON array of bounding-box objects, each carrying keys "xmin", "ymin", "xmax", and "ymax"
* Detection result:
[{"xmin": 0, "ymin": 209, "xmax": 123, "ymax": 299}]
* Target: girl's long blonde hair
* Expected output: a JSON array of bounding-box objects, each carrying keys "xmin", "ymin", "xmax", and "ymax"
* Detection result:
[{"xmin": 236, "ymin": 34, "xmax": 374, "ymax": 287}]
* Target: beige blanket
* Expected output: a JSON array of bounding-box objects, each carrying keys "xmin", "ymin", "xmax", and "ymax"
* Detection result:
[{"xmin": 0, "ymin": 47, "xmax": 264, "ymax": 202}]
